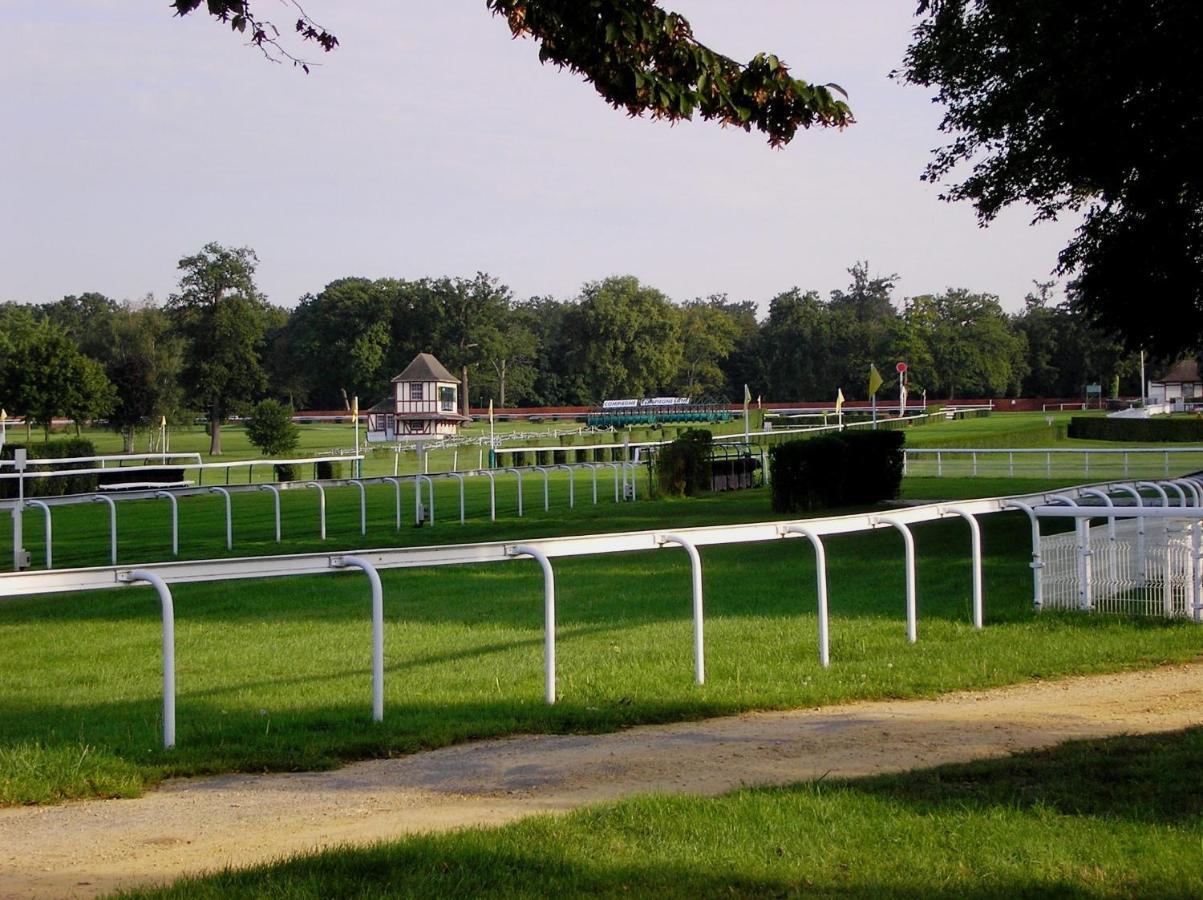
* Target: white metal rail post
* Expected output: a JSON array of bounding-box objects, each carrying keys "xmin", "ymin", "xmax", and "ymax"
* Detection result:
[
  {"xmin": 209, "ymin": 487, "xmax": 232, "ymax": 550},
  {"xmin": 447, "ymin": 472, "xmax": 466, "ymax": 524},
  {"xmin": 943, "ymin": 506, "xmax": 984, "ymax": 628},
  {"xmin": 482, "ymin": 470, "xmax": 497, "ymax": 521},
  {"xmin": 122, "ymin": 569, "xmax": 176, "ymax": 749},
  {"xmin": 349, "ymin": 479, "xmax": 367, "ymax": 535},
  {"xmin": 258, "ymin": 484, "xmax": 281, "ymax": 543},
  {"xmin": 504, "ymin": 468, "xmax": 524, "ymax": 517},
  {"xmin": 874, "ymin": 516, "xmax": 917, "ymax": 643},
  {"xmin": 605, "ymin": 462, "xmax": 621, "ymax": 502},
  {"xmin": 1079, "ymin": 488, "xmax": 1117, "ymax": 540},
  {"xmin": 382, "ymin": 477, "xmax": 402, "ymax": 530},
  {"xmin": 555, "ymin": 464, "xmax": 575, "ymax": 508},
  {"xmin": 155, "ymin": 491, "xmax": 179, "ymax": 557},
  {"xmin": 306, "ymin": 482, "xmax": 326, "ymax": 540},
  {"xmin": 1048, "ymin": 494, "xmax": 1091, "ymax": 611},
  {"xmin": 782, "ymin": 524, "xmax": 830, "ymax": 668},
  {"xmin": 659, "ymin": 533, "xmax": 705, "ymax": 684},
  {"xmin": 1109, "ymin": 484, "xmax": 1145, "ymax": 583},
  {"xmin": 589, "ymin": 464, "xmax": 600, "ymax": 505},
  {"xmin": 508, "ymin": 544, "xmax": 557, "ymax": 704},
  {"xmin": 415, "ymin": 474, "xmax": 435, "ymax": 525},
  {"xmin": 333, "ymin": 555, "xmax": 385, "ymax": 722},
  {"xmin": 26, "ymin": 500, "xmax": 52, "ymax": 569},
  {"xmin": 1002, "ymin": 500, "xmax": 1043, "ymax": 610},
  {"xmin": 622, "ymin": 461, "xmax": 638, "ymax": 501},
  {"xmin": 91, "ymin": 495, "xmax": 118, "ymax": 565},
  {"xmin": 533, "ymin": 466, "xmax": 550, "ymax": 512}
]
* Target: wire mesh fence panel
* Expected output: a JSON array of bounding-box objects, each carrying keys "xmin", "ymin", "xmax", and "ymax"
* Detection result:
[{"xmin": 1040, "ymin": 519, "xmax": 1198, "ymax": 618}]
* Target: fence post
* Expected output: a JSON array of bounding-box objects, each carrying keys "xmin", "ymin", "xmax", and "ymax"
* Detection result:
[
  {"xmin": 91, "ymin": 495, "xmax": 117, "ymax": 565},
  {"xmin": 306, "ymin": 482, "xmax": 326, "ymax": 540},
  {"xmin": 333, "ymin": 556, "xmax": 385, "ymax": 722},
  {"xmin": 1110, "ymin": 484, "xmax": 1145, "ymax": 583},
  {"xmin": 26, "ymin": 500, "xmax": 52, "ymax": 569},
  {"xmin": 349, "ymin": 479, "xmax": 367, "ymax": 535},
  {"xmin": 533, "ymin": 466, "xmax": 550, "ymax": 511},
  {"xmin": 482, "ymin": 471, "xmax": 497, "ymax": 521},
  {"xmin": 1003, "ymin": 501, "xmax": 1043, "ymax": 610},
  {"xmin": 124, "ymin": 569, "xmax": 175, "ymax": 750},
  {"xmin": 943, "ymin": 507, "xmax": 984, "ymax": 628},
  {"xmin": 155, "ymin": 491, "xmax": 179, "ymax": 557},
  {"xmin": 448, "ymin": 473, "xmax": 466, "ymax": 523},
  {"xmin": 875, "ymin": 516, "xmax": 917, "ymax": 642},
  {"xmin": 415, "ymin": 474, "xmax": 435, "ymax": 525},
  {"xmin": 208, "ymin": 487, "xmax": 233, "ymax": 550},
  {"xmin": 555, "ymin": 464, "xmax": 575, "ymax": 508},
  {"xmin": 508, "ymin": 544, "xmax": 557, "ymax": 704},
  {"xmin": 659, "ymin": 534, "xmax": 705, "ymax": 683},
  {"xmin": 504, "ymin": 468, "xmax": 524, "ymax": 517},
  {"xmin": 258, "ymin": 484, "xmax": 281, "ymax": 543},
  {"xmin": 782, "ymin": 524, "xmax": 830, "ymax": 668},
  {"xmin": 382, "ymin": 477, "xmax": 402, "ymax": 530}
]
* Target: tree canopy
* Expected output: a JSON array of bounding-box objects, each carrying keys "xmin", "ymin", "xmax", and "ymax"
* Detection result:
[
  {"xmin": 171, "ymin": 0, "xmax": 851, "ymax": 146},
  {"xmin": 902, "ymin": 0, "xmax": 1203, "ymax": 355}
]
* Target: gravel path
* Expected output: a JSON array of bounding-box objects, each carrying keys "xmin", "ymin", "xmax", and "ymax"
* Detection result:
[{"xmin": 2, "ymin": 662, "xmax": 1201, "ymax": 899}]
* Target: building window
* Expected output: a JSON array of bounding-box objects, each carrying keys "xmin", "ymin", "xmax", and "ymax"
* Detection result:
[
  {"xmin": 440, "ymin": 386, "xmax": 456, "ymax": 411},
  {"xmin": 409, "ymin": 383, "xmax": 423, "ymax": 401}
]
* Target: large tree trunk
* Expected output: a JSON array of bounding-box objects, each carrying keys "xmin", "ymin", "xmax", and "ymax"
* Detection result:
[
  {"xmin": 209, "ymin": 406, "xmax": 222, "ymax": 456},
  {"xmin": 499, "ymin": 359, "xmax": 507, "ymax": 409},
  {"xmin": 123, "ymin": 427, "xmax": 136, "ymax": 454},
  {"xmin": 461, "ymin": 365, "xmax": 470, "ymax": 418}
]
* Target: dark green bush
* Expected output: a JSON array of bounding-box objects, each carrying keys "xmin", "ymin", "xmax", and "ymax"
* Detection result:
[
  {"xmin": 1, "ymin": 439, "xmax": 97, "ymax": 497},
  {"xmin": 314, "ymin": 460, "xmax": 348, "ymax": 480},
  {"xmin": 770, "ymin": 430, "xmax": 904, "ymax": 513},
  {"xmin": 1068, "ymin": 416, "xmax": 1203, "ymax": 442},
  {"xmin": 656, "ymin": 429, "xmax": 713, "ymax": 498},
  {"xmin": 273, "ymin": 463, "xmax": 298, "ymax": 482}
]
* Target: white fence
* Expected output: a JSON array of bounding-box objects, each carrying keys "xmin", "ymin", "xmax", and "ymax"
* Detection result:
[
  {"xmin": 904, "ymin": 447, "xmax": 1203, "ymax": 478},
  {"xmin": 7, "ymin": 477, "xmax": 1202, "ymax": 749}
]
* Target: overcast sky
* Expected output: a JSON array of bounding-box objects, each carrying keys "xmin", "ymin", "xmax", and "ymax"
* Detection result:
[{"xmin": 0, "ymin": 2, "xmax": 1079, "ymax": 314}]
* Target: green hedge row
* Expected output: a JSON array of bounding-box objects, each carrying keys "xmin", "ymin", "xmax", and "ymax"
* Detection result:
[
  {"xmin": 0, "ymin": 439, "xmax": 98, "ymax": 497},
  {"xmin": 769, "ymin": 430, "xmax": 905, "ymax": 513},
  {"xmin": 1067, "ymin": 416, "xmax": 1203, "ymax": 442},
  {"xmin": 656, "ymin": 429, "xmax": 713, "ymax": 498}
]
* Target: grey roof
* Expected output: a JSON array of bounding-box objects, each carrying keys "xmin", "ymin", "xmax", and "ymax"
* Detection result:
[
  {"xmin": 1154, "ymin": 358, "xmax": 1201, "ymax": 384},
  {"xmin": 391, "ymin": 352, "xmax": 458, "ymax": 384}
]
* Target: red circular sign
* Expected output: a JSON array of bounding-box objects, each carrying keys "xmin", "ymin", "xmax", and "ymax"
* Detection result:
[{"xmin": 896, "ymin": 362, "xmax": 908, "ymax": 373}]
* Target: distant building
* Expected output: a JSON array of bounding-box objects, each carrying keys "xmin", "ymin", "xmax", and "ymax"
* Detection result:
[
  {"xmin": 365, "ymin": 353, "xmax": 470, "ymax": 442},
  {"xmin": 1147, "ymin": 359, "xmax": 1202, "ymax": 408}
]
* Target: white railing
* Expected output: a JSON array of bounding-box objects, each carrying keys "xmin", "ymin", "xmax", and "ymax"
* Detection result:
[
  {"xmin": 904, "ymin": 447, "xmax": 1203, "ymax": 478},
  {"xmin": 0, "ymin": 483, "xmax": 1105, "ymax": 749},
  {"xmin": 0, "ymin": 455, "xmax": 364, "ymax": 485},
  {"xmin": 0, "ymin": 452, "xmax": 203, "ymax": 469}
]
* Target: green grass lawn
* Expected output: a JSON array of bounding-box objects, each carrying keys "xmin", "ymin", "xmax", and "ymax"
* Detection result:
[
  {"xmin": 2, "ymin": 502, "xmax": 1200, "ymax": 806},
  {"xmin": 120, "ymin": 727, "xmax": 1203, "ymax": 898}
]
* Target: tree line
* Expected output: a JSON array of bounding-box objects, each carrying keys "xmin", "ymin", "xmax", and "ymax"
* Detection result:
[{"xmin": 0, "ymin": 243, "xmax": 1146, "ymax": 453}]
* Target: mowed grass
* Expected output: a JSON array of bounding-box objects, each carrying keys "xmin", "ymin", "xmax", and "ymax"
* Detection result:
[
  {"xmin": 122, "ymin": 727, "xmax": 1203, "ymax": 898},
  {"xmin": 2, "ymin": 505, "xmax": 1200, "ymax": 806}
]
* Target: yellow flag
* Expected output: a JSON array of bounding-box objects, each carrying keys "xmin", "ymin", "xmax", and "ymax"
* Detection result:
[
  {"xmin": 743, "ymin": 384, "xmax": 752, "ymax": 407},
  {"xmin": 160, "ymin": 415, "xmax": 166, "ymax": 427},
  {"xmin": 351, "ymin": 396, "xmax": 359, "ymax": 418},
  {"xmin": 835, "ymin": 389, "xmax": 845, "ymax": 412},
  {"xmin": 868, "ymin": 365, "xmax": 883, "ymax": 397},
  {"xmin": 488, "ymin": 398, "xmax": 494, "ymax": 424}
]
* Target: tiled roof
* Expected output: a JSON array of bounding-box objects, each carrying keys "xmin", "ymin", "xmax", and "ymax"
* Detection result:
[
  {"xmin": 1154, "ymin": 358, "xmax": 1200, "ymax": 384},
  {"xmin": 391, "ymin": 352, "xmax": 458, "ymax": 384}
]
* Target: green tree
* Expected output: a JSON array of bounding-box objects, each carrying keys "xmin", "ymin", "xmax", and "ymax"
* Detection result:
[
  {"xmin": 902, "ymin": 1, "xmax": 1203, "ymax": 355},
  {"xmin": 244, "ymin": 399, "xmax": 300, "ymax": 456},
  {"xmin": 760, "ymin": 289, "xmax": 832, "ymax": 401},
  {"xmin": 431, "ymin": 273, "xmax": 510, "ymax": 413},
  {"xmin": 40, "ymin": 293, "xmax": 118, "ymax": 362},
  {"xmin": 903, "ymin": 290, "xmax": 1027, "ymax": 399},
  {"xmin": 479, "ymin": 311, "xmax": 540, "ymax": 408},
  {"xmin": 0, "ymin": 322, "xmax": 115, "ymax": 440},
  {"xmin": 172, "ymin": 1, "xmax": 852, "ymax": 146},
  {"xmin": 106, "ymin": 303, "xmax": 183, "ymax": 452},
  {"xmin": 564, "ymin": 276, "xmax": 683, "ymax": 402},
  {"xmin": 168, "ymin": 242, "xmax": 271, "ymax": 455},
  {"xmin": 678, "ymin": 299, "xmax": 739, "ymax": 397}
]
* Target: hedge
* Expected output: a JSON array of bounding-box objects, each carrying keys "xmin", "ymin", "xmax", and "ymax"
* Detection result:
[
  {"xmin": 0, "ymin": 439, "xmax": 97, "ymax": 498},
  {"xmin": 769, "ymin": 430, "xmax": 905, "ymax": 513},
  {"xmin": 656, "ymin": 429, "xmax": 713, "ymax": 498},
  {"xmin": 1068, "ymin": 416, "xmax": 1203, "ymax": 442}
]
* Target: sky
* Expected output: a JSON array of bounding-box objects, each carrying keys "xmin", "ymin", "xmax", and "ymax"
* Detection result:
[{"xmin": 0, "ymin": 2, "xmax": 1080, "ymax": 315}]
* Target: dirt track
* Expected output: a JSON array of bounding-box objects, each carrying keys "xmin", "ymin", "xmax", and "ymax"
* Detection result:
[{"xmin": 2, "ymin": 663, "xmax": 1201, "ymax": 899}]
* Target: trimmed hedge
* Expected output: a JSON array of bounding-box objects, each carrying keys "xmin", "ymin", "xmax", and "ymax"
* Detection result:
[
  {"xmin": 314, "ymin": 460, "xmax": 349, "ymax": 480},
  {"xmin": 656, "ymin": 429, "xmax": 713, "ymax": 498},
  {"xmin": 1068, "ymin": 416, "xmax": 1203, "ymax": 442},
  {"xmin": 0, "ymin": 439, "xmax": 97, "ymax": 498},
  {"xmin": 770, "ymin": 430, "xmax": 905, "ymax": 513}
]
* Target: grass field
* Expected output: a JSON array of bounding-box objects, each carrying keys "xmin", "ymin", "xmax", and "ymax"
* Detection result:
[
  {"xmin": 121, "ymin": 726, "xmax": 1203, "ymax": 898},
  {"xmin": 2, "ymin": 500, "xmax": 1200, "ymax": 806}
]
